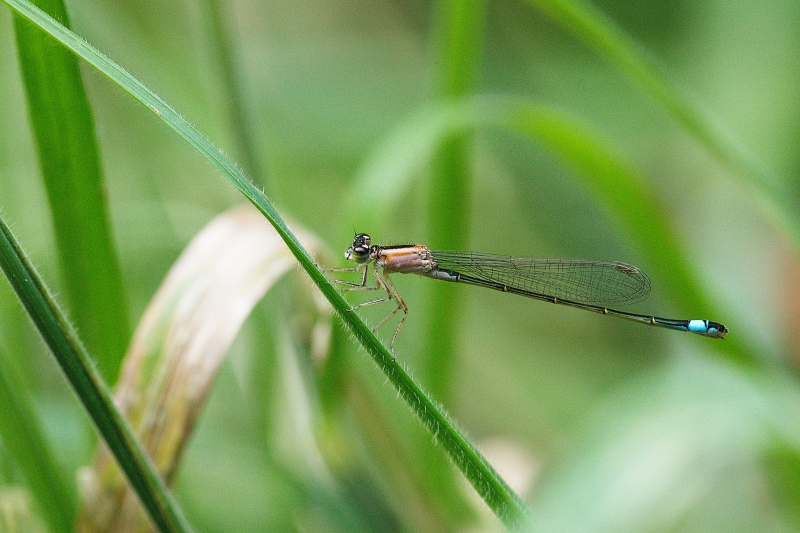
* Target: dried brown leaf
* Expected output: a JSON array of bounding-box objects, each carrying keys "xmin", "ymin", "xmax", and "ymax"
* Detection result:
[{"xmin": 77, "ymin": 204, "xmax": 330, "ymax": 533}]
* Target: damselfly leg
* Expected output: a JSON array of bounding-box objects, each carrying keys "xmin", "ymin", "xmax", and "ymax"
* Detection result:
[{"xmin": 328, "ymin": 261, "xmax": 408, "ymax": 354}]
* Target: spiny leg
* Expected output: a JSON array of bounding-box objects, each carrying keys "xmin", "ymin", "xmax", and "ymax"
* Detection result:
[
  {"xmin": 330, "ymin": 261, "xmax": 397, "ymax": 311},
  {"xmin": 349, "ymin": 265, "xmax": 395, "ymax": 310},
  {"xmin": 371, "ymin": 270, "xmax": 408, "ymax": 355},
  {"xmin": 330, "ymin": 262, "xmax": 392, "ymax": 300},
  {"xmin": 330, "ymin": 263, "xmax": 408, "ymax": 355},
  {"xmin": 328, "ymin": 262, "xmax": 373, "ymax": 290}
]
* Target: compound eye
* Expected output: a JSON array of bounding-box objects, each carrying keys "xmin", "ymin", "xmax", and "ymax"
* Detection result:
[{"xmin": 354, "ymin": 233, "xmax": 371, "ymax": 247}]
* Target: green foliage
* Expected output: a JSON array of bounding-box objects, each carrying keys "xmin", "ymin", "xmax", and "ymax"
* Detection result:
[
  {"xmin": 1, "ymin": 0, "xmax": 799, "ymax": 531},
  {"xmin": 0, "ymin": 350, "xmax": 74, "ymax": 533},
  {"xmin": 13, "ymin": 0, "xmax": 129, "ymax": 382},
  {"xmin": 0, "ymin": 218, "xmax": 193, "ymax": 533}
]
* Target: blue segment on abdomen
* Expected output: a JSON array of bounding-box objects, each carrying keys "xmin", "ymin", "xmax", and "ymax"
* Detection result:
[{"xmin": 687, "ymin": 320, "xmax": 708, "ymax": 333}]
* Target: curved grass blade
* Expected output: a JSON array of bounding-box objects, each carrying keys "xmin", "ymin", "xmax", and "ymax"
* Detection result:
[
  {"xmin": 1, "ymin": 0, "xmax": 533, "ymax": 528},
  {"xmin": 0, "ymin": 217, "xmax": 193, "ymax": 533},
  {"xmin": 78, "ymin": 205, "xmax": 331, "ymax": 532},
  {"xmin": 525, "ymin": 0, "xmax": 800, "ymax": 255}
]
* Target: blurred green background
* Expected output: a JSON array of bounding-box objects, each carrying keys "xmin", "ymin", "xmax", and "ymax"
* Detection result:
[{"xmin": 1, "ymin": 0, "xmax": 800, "ymax": 531}]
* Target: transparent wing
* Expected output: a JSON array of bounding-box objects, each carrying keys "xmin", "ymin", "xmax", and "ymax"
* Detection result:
[{"xmin": 430, "ymin": 250, "xmax": 651, "ymax": 306}]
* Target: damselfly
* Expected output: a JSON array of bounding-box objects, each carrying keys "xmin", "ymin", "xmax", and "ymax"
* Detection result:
[{"xmin": 331, "ymin": 233, "xmax": 728, "ymax": 353}]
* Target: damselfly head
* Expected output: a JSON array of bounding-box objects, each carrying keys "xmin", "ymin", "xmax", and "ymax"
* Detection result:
[{"xmin": 345, "ymin": 233, "xmax": 372, "ymax": 263}]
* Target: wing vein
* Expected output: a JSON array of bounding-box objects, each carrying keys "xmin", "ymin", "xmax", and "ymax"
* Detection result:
[{"xmin": 430, "ymin": 250, "xmax": 651, "ymax": 306}]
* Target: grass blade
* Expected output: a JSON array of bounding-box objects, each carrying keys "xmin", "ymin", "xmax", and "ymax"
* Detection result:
[
  {"xmin": 415, "ymin": 0, "xmax": 487, "ymax": 525},
  {"xmin": 527, "ymin": 0, "xmax": 800, "ymax": 255},
  {"xmin": 13, "ymin": 0, "xmax": 130, "ymax": 381},
  {"xmin": 198, "ymin": 0, "xmax": 266, "ymax": 189},
  {"xmin": 0, "ymin": 217, "xmax": 193, "ymax": 533},
  {"xmin": 2, "ymin": 0, "xmax": 533, "ymax": 527},
  {"xmin": 425, "ymin": 0, "xmax": 484, "ymax": 397},
  {"xmin": 79, "ymin": 206, "xmax": 331, "ymax": 531},
  {"xmin": 0, "ymin": 349, "xmax": 75, "ymax": 533}
]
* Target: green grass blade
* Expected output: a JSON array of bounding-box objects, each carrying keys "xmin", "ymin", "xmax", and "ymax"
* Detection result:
[
  {"xmin": 432, "ymin": 0, "xmax": 484, "ymax": 98},
  {"xmin": 199, "ymin": 0, "xmax": 266, "ymax": 189},
  {"xmin": 0, "ymin": 218, "xmax": 193, "ymax": 533},
  {"xmin": 0, "ymin": 349, "xmax": 75, "ymax": 533},
  {"xmin": 425, "ymin": 0, "xmax": 484, "ymax": 399},
  {"xmin": 12, "ymin": 0, "xmax": 130, "ymax": 382},
  {"xmin": 526, "ymin": 0, "xmax": 800, "ymax": 255},
  {"xmin": 2, "ymin": 0, "xmax": 533, "ymax": 527},
  {"xmin": 418, "ymin": 1, "xmax": 486, "ymax": 524}
]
